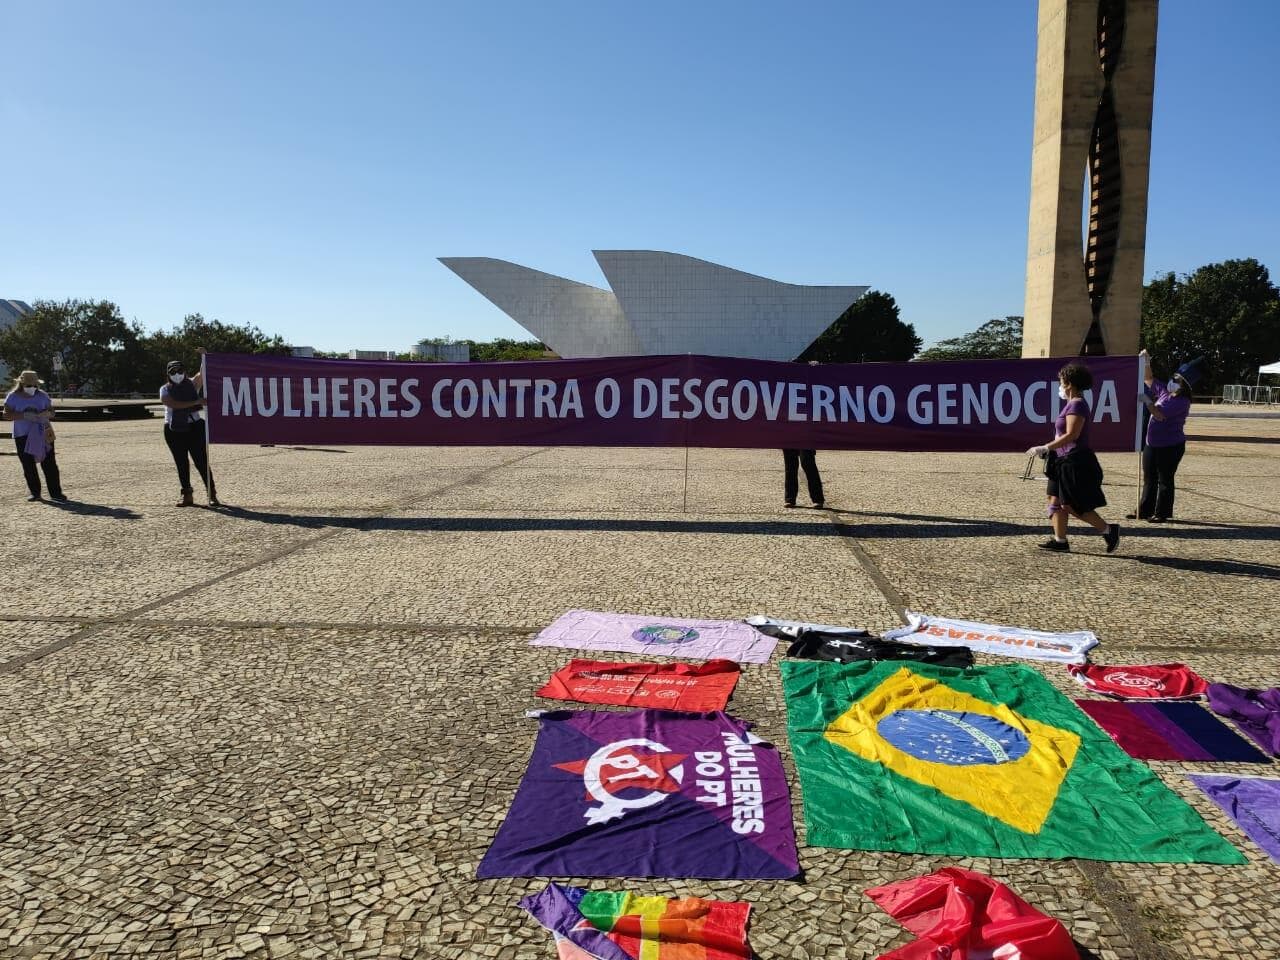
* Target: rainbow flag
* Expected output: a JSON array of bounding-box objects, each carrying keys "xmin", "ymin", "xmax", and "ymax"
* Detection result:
[{"xmin": 520, "ymin": 883, "xmax": 751, "ymax": 960}]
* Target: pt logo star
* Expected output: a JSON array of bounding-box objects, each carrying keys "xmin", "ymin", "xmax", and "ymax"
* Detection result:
[{"xmin": 554, "ymin": 738, "xmax": 688, "ymax": 824}]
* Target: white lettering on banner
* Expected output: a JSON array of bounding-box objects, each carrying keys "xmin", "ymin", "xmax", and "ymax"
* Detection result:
[
  {"xmin": 224, "ymin": 377, "xmax": 252, "ymax": 416},
  {"xmin": 596, "ymin": 378, "xmax": 621, "ymax": 418},
  {"xmin": 691, "ymin": 733, "xmax": 766, "ymax": 835},
  {"xmin": 216, "ymin": 374, "xmax": 1125, "ymax": 428},
  {"xmin": 353, "ymin": 378, "xmax": 376, "ymax": 417},
  {"xmin": 283, "ymin": 379, "xmax": 300, "ymax": 417}
]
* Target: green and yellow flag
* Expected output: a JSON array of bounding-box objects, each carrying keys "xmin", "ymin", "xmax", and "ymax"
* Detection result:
[{"xmin": 781, "ymin": 660, "xmax": 1244, "ymax": 862}]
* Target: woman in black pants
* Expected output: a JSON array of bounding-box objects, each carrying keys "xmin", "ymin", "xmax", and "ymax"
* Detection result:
[{"xmin": 159, "ymin": 359, "xmax": 219, "ymax": 507}]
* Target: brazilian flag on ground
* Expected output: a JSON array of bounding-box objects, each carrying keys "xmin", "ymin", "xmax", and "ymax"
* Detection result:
[{"xmin": 781, "ymin": 660, "xmax": 1244, "ymax": 862}]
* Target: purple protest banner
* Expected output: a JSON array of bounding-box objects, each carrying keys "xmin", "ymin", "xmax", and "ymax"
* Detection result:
[
  {"xmin": 476, "ymin": 708, "xmax": 799, "ymax": 879},
  {"xmin": 203, "ymin": 353, "xmax": 1141, "ymax": 452}
]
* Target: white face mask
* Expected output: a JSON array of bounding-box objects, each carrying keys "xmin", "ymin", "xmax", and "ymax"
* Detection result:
[
  {"xmin": 169, "ymin": 373, "xmax": 185, "ymax": 384},
  {"xmin": 1167, "ymin": 379, "xmax": 1180, "ymax": 394},
  {"xmin": 1057, "ymin": 385, "xmax": 1069, "ymax": 401},
  {"xmin": 22, "ymin": 385, "xmax": 37, "ymax": 396}
]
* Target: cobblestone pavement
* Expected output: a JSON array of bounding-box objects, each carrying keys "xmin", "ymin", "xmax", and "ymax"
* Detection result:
[{"xmin": 1, "ymin": 415, "xmax": 1277, "ymax": 958}]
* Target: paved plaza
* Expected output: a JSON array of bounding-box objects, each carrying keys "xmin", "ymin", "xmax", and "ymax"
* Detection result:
[{"xmin": 1, "ymin": 414, "xmax": 1278, "ymax": 959}]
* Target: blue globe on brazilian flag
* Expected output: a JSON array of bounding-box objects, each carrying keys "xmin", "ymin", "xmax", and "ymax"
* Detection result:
[{"xmin": 781, "ymin": 660, "xmax": 1243, "ymax": 861}]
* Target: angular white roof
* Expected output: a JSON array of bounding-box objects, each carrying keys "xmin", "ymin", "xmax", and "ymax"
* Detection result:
[{"xmin": 439, "ymin": 252, "xmax": 866, "ymax": 361}]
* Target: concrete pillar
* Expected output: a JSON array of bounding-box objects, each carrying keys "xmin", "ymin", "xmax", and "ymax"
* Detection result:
[{"xmin": 1022, "ymin": 0, "xmax": 1158, "ymax": 358}]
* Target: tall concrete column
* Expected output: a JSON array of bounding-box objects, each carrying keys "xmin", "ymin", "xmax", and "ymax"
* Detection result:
[{"xmin": 1022, "ymin": 0, "xmax": 1158, "ymax": 358}]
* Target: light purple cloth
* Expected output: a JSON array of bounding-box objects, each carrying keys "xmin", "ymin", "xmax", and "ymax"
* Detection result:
[
  {"xmin": 1207, "ymin": 683, "xmax": 1280, "ymax": 757},
  {"xmin": 530, "ymin": 609, "xmax": 778, "ymax": 664},
  {"xmin": 1189, "ymin": 775, "xmax": 1280, "ymax": 864},
  {"xmin": 4, "ymin": 389, "xmax": 51, "ymax": 439},
  {"xmin": 22, "ymin": 424, "xmax": 48, "ymax": 462}
]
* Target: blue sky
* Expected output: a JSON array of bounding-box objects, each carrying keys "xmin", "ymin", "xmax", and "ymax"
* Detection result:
[{"xmin": 2, "ymin": 1, "xmax": 1276, "ymax": 352}]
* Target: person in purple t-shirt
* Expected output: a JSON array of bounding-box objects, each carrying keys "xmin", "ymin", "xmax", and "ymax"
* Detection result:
[
  {"xmin": 3, "ymin": 369, "xmax": 66, "ymax": 502},
  {"xmin": 1128, "ymin": 350, "xmax": 1200, "ymax": 523},
  {"xmin": 1026, "ymin": 362, "xmax": 1120, "ymax": 554}
]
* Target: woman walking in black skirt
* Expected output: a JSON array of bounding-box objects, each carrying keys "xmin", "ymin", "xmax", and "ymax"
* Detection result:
[{"xmin": 1026, "ymin": 362, "xmax": 1120, "ymax": 553}]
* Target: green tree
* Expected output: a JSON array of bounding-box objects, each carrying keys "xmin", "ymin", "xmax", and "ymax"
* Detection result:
[
  {"xmin": 1140, "ymin": 259, "xmax": 1280, "ymax": 395},
  {"xmin": 0, "ymin": 299, "xmax": 147, "ymax": 393},
  {"xmin": 462, "ymin": 337, "xmax": 550, "ymax": 361},
  {"xmin": 917, "ymin": 316, "xmax": 1024, "ymax": 361},
  {"xmin": 796, "ymin": 291, "xmax": 922, "ymax": 363},
  {"xmin": 142, "ymin": 314, "xmax": 291, "ymax": 382}
]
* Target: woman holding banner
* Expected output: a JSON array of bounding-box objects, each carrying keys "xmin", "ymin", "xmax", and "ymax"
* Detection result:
[
  {"xmin": 1027, "ymin": 363, "xmax": 1120, "ymax": 554},
  {"xmin": 1128, "ymin": 350, "xmax": 1199, "ymax": 522},
  {"xmin": 160, "ymin": 358, "xmax": 219, "ymax": 508}
]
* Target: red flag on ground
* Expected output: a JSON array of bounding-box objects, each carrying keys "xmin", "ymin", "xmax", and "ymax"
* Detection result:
[
  {"xmin": 866, "ymin": 867, "xmax": 1079, "ymax": 960},
  {"xmin": 536, "ymin": 658, "xmax": 741, "ymax": 712},
  {"xmin": 1066, "ymin": 662, "xmax": 1208, "ymax": 700}
]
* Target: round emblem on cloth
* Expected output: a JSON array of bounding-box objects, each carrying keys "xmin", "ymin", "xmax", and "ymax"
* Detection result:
[
  {"xmin": 877, "ymin": 709, "xmax": 1031, "ymax": 765},
  {"xmin": 632, "ymin": 625, "xmax": 699, "ymax": 645}
]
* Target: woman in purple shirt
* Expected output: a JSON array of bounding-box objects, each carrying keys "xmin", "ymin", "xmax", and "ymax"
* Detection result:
[
  {"xmin": 2, "ymin": 369, "xmax": 66, "ymax": 501},
  {"xmin": 1026, "ymin": 362, "xmax": 1120, "ymax": 553},
  {"xmin": 1130, "ymin": 351, "xmax": 1198, "ymax": 522}
]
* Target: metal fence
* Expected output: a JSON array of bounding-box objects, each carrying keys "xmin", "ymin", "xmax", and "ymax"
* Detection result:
[{"xmin": 1221, "ymin": 384, "xmax": 1279, "ymax": 404}]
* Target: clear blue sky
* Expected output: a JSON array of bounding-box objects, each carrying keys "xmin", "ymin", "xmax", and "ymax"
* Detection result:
[{"xmin": 2, "ymin": 1, "xmax": 1276, "ymax": 352}]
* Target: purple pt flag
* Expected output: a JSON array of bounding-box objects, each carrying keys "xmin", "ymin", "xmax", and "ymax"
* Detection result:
[
  {"xmin": 1206, "ymin": 683, "xmax": 1280, "ymax": 757},
  {"xmin": 1189, "ymin": 775, "xmax": 1280, "ymax": 864},
  {"xmin": 531, "ymin": 610, "xmax": 778, "ymax": 665},
  {"xmin": 477, "ymin": 709, "xmax": 799, "ymax": 879}
]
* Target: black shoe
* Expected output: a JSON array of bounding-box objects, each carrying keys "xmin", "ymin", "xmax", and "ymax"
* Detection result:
[
  {"xmin": 26, "ymin": 494, "xmax": 41, "ymax": 502},
  {"xmin": 1148, "ymin": 515, "xmax": 1167, "ymax": 523},
  {"xmin": 784, "ymin": 501, "xmax": 796, "ymax": 508},
  {"xmin": 49, "ymin": 493, "xmax": 68, "ymax": 502},
  {"xmin": 813, "ymin": 502, "xmax": 825, "ymax": 509},
  {"xmin": 1038, "ymin": 538, "xmax": 1070, "ymax": 552},
  {"xmin": 1104, "ymin": 523, "xmax": 1121, "ymax": 553}
]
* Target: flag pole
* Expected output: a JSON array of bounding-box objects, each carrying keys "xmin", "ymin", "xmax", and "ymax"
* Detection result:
[
  {"xmin": 1134, "ymin": 354, "xmax": 1144, "ymax": 518},
  {"xmin": 200, "ymin": 351, "xmax": 215, "ymax": 507}
]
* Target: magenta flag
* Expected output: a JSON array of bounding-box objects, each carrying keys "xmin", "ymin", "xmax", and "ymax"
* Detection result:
[{"xmin": 203, "ymin": 353, "xmax": 1141, "ymax": 452}]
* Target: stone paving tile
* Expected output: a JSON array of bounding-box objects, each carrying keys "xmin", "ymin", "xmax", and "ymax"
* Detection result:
[
  {"xmin": 0, "ymin": 628, "xmax": 1152, "ymax": 960},
  {"xmin": 0, "ymin": 620, "xmax": 82, "ymax": 665},
  {"xmin": 1, "ymin": 417, "xmax": 1278, "ymax": 959},
  {"xmin": 162, "ymin": 513, "xmax": 900, "ymax": 634}
]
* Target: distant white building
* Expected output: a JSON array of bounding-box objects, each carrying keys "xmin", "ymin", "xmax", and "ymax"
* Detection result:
[
  {"xmin": 348, "ymin": 349, "xmax": 397, "ymax": 361},
  {"xmin": 439, "ymin": 251, "xmax": 867, "ymax": 361},
  {"xmin": 289, "ymin": 345, "xmax": 316, "ymax": 358},
  {"xmin": 412, "ymin": 340, "xmax": 470, "ymax": 362}
]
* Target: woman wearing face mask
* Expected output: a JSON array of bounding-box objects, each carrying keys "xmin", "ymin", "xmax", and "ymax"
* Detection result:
[
  {"xmin": 3, "ymin": 369, "xmax": 66, "ymax": 502},
  {"xmin": 1129, "ymin": 352, "xmax": 1201, "ymax": 522},
  {"xmin": 1026, "ymin": 362, "xmax": 1120, "ymax": 553},
  {"xmin": 160, "ymin": 358, "xmax": 219, "ymax": 507}
]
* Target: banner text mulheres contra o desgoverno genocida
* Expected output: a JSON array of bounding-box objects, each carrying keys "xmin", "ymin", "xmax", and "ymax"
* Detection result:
[{"xmin": 204, "ymin": 353, "xmax": 1142, "ymax": 452}]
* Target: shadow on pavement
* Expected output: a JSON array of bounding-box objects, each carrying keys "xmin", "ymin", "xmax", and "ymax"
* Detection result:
[
  {"xmin": 217, "ymin": 506, "xmax": 850, "ymax": 537},
  {"xmin": 830, "ymin": 509, "xmax": 1280, "ymax": 542},
  {"xmin": 213, "ymin": 505, "xmax": 1280, "ymax": 546},
  {"xmin": 1129, "ymin": 554, "xmax": 1280, "ymax": 580},
  {"xmin": 46, "ymin": 499, "xmax": 141, "ymax": 520}
]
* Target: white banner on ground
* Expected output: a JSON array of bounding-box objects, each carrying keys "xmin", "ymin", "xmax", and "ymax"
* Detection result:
[{"xmin": 882, "ymin": 611, "xmax": 1098, "ymax": 665}]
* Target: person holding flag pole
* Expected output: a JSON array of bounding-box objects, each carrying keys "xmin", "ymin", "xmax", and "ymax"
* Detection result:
[{"xmin": 159, "ymin": 351, "xmax": 219, "ymax": 508}]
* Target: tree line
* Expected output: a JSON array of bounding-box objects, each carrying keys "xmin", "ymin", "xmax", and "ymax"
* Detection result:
[
  {"xmin": 0, "ymin": 301, "xmax": 289, "ymax": 395},
  {"xmin": 917, "ymin": 258, "xmax": 1280, "ymax": 395},
  {"xmin": 3, "ymin": 258, "xmax": 1274, "ymax": 396}
]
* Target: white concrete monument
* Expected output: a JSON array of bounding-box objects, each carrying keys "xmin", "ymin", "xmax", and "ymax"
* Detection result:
[{"xmin": 439, "ymin": 251, "xmax": 866, "ymax": 361}]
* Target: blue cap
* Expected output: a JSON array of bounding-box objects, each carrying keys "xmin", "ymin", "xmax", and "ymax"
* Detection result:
[{"xmin": 1174, "ymin": 357, "xmax": 1206, "ymax": 388}]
